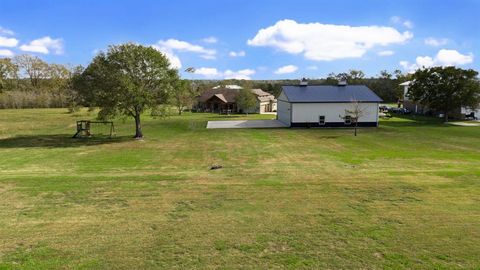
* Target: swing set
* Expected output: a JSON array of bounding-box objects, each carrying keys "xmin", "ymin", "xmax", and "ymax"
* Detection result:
[{"xmin": 73, "ymin": 120, "xmax": 115, "ymax": 138}]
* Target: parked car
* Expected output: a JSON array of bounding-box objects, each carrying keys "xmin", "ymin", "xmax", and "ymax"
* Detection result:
[{"xmin": 388, "ymin": 107, "xmax": 411, "ymax": 114}]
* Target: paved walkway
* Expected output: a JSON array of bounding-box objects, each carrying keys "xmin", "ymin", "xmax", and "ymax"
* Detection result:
[
  {"xmin": 448, "ymin": 121, "xmax": 480, "ymax": 127},
  {"xmin": 207, "ymin": 120, "xmax": 287, "ymax": 129}
]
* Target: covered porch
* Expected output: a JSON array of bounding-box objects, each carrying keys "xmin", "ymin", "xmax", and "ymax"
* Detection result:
[{"xmin": 200, "ymin": 94, "xmax": 237, "ymax": 114}]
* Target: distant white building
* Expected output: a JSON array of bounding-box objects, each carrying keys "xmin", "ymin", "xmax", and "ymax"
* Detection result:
[{"xmin": 277, "ymin": 80, "xmax": 382, "ymax": 127}]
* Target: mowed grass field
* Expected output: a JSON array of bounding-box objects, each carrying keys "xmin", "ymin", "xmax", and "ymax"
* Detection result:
[{"xmin": 0, "ymin": 108, "xmax": 479, "ymax": 269}]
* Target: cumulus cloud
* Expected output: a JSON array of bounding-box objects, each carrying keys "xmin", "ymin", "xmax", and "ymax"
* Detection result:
[
  {"xmin": 194, "ymin": 67, "xmax": 219, "ymax": 77},
  {"xmin": 194, "ymin": 67, "xmax": 255, "ymax": 80},
  {"xmin": 0, "ymin": 36, "xmax": 19, "ymax": 47},
  {"xmin": 19, "ymin": 36, "xmax": 64, "ymax": 54},
  {"xmin": 424, "ymin": 37, "xmax": 448, "ymax": 47},
  {"xmin": 378, "ymin": 50, "xmax": 395, "ymax": 56},
  {"xmin": 248, "ymin": 19, "xmax": 412, "ymax": 61},
  {"xmin": 156, "ymin": 38, "xmax": 216, "ymax": 59},
  {"xmin": 224, "ymin": 69, "xmax": 255, "ymax": 80},
  {"xmin": 150, "ymin": 44, "xmax": 182, "ymax": 69},
  {"xmin": 0, "ymin": 27, "xmax": 14, "ymax": 36},
  {"xmin": 0, "ymin": 49, "xmax": 14, "ymax": 57},
  {"xmin": 390, "ymin": 16, "xmax": 414, "ymax": 29},
  {"xmin": 274, "ymin": 65, "xmax": 298, "ymax": 74},
  {"xmin": 151, "ymin": 39, "xmax": 216, "ymax": 67},
  {"xmin": 161, "ymin": 50, "xmax": 182, "ymax": 69},
  {"xmin": 400, "ymin": 49, "xmax": 474, "ymax": 72},
  {"xmin": 202, "ymin": 36, "xmax": 218, "ymax": 44},
  {"xmin": 436, "ymin": 49, "xmax": 473, "ymax": 65},
  {"xmin": 228, "ymin": 51, "xmax": 246, "ymax": 57}
]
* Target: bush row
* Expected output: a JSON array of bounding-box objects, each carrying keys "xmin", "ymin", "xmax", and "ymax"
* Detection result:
[{"xmin": 0, "ymin": 91, "xmax": 71, "ymax": 109}]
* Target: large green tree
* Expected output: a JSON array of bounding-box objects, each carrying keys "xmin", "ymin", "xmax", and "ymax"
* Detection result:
[
  {"xmin": 236, "ymin": 88, "xmax": 257, "ymax": 115},
  {"xmin": 408, "ymin": 66, "xmax": 480, "ymax": 122},
  {"xmin": 76, "ymin": 43, "xmax": 178, "ymax": 138},
  {"xmin": 172, "ymin": 79, "xmax": 196, "ymax": 115}
]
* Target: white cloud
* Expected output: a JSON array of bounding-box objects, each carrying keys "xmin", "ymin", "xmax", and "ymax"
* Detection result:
[
  {"xmin": 156, "ymin": 38, "xmax": 216, "ymax": 59},
  {"xmin": 403, "ymin": 20, "xmax": 414, "ymax": 29},
  {"xmin": 424, "ymin": 37, "xmax": 448, "ymax": 47},
  {"xmin": 228, "ymin": 50, "xmax": 246, "ymax": 57},
  {"xmin": 436, "ymin": 49, "xmax": 473, "ymax": 66},
  {"xmin": 0, "ymin": 27, "xmax": 14, "ymax": 36},
  {"xmin": 152, "ymin": 38, "xmax": 217, "ymax": 68},
  {"xmin": 0, "ymin": 49, "xmax": 14, "ymax": 57},
  {"xmin": 202, "ymin": 36, "xmax": 218, "ymax": 44},
  {"xmin": 399, "ymin": 61, "xmax": 412, "ymax": 71},
  {"xmin": 200, "ymin": 54, "xmax": 216, "ymax": 60},
  {"xmin": 248, "ymin": 19, "xmax": 412, "ymax": 61},
  {"xmin": 274, "ymin": 65, "xmax": 298, "ymax": 74},
  {"xmin": 415, "ymin": 56, "xmax": 435, "ymax": 67},
  {"xmin": 162, "ymin": 51, "xmax": 182, "ymax": 69},
  {"xmin": 390, "ymin": 16, "xmax": 414, "ymax": 29},
  {"xmin": 378, "ymin": 50, "xmax": 395, "ymax": 56},
  {"xmin": 151, "ymin": 44, "xmax": 182, "ymax": 69},
  {"xmin": 194, "ymin": 67, "xmax": 255, "ymax": 80},
  {"xmin": 19, "ymin": 36, "xmax": 64, "ymax": 54},
  {"xmin": 0, "ymin": 36, "xmax": 19, "ymax": 47},
  {"xmin": 224, "ymin": 69, "xmax": 255, "ymax": 80},
  {"xmin": 400, "ymin": 49, "xmax": 474, "ymax": 72},
  {"xmin": 194, "ymin": 67, "xmax": 219, "ymax": 77},
  {"xmin": 307, "ymin": 65, "xmax": 318, "ymax": 70}
]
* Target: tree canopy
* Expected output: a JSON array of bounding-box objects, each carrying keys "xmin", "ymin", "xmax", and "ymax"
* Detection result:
[
  {"xmin": 408, "ymin": 66, "xmax": 480, "ymax": 121},
  {"xmin": 0, "ymin": 58, "xmax": 18, "ymax": 92},
  {"xmin": 75, "ymin": 43, "xmax": 179, "ymax": 138},
  {"xmin": 171, "ymin": 79, "xmax": 196, "ymax": 115},
  {"xmin": 236, "ymin": 88, "xmax": 257, "ymax": 114}
]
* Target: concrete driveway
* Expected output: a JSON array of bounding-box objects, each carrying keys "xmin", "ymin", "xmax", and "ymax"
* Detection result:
[
  {"xmin": 448, "ymin": 120, "xmax": 480, "ymax": 126},
  {"xmin": 207, "ymin": 120, "xmax": 287, "ymax": 129}
]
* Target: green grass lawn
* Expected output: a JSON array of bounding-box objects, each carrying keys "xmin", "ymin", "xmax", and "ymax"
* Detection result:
[{"xmin": 0, "ymin": 108, "xmax": 479, "ymax": 269}]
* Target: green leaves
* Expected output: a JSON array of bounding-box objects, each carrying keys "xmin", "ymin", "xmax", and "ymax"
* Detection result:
[
  {"xmin": 76, "ymin": 43, "xmax": 179, "ymax": 119},
  {"xmin": 408, "ymin": 66, "xmax": 480, "ymax": 121},
  {"xmin": 236, "ymin": 88, "xmax": 257, "ymax": 113}
]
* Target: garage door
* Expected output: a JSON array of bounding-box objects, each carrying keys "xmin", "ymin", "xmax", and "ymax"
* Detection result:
[{"xmin": 277, "ymin": 100, "xmax": 291, "ymax": 126}]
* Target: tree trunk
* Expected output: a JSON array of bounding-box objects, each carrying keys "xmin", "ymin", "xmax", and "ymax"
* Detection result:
[
  {"xmin": 134, "ymin": 113, "xmax": 143, "ymax": 138},
  {"xmin": 354, "ymin": 121, "xmax": 358, "ymax": 136},
  {"xmin": 444, "ymin": 112, "xmax": 449, "ymax": 122}
]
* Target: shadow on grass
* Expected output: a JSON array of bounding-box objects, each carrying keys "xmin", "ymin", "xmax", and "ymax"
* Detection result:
[{"xmin": 0, "ymin": 134, "xmax": 132, "ymax": 148}]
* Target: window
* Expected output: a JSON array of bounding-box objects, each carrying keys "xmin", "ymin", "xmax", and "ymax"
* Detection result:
[
  {"xmin": 344, "ymin": 115, "xmax": 352, "ymax": 125},
  {"xmin": 319, "ymin": 115, "xmax": 325, "ymax": 125}
]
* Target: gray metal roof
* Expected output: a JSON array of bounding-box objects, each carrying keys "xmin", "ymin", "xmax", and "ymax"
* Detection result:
[{"xmin": 281, "ymin": 85, "xmax": 383, "ymax": 103}]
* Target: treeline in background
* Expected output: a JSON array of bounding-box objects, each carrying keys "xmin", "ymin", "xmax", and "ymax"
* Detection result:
[
  {"xmin": 0, "ymin": 55, "xmax": 80, "ymax": 109},
  {"xmin": 0, "ymin": 55, "xmax": 409, "ymax": 110}
]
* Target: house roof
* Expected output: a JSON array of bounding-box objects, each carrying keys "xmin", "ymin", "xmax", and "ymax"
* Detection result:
[
  {"xmin": 198, "ymin": 88, "xmax": 276, "ymax": 103},
  {"xmin": 213, "ymin": 93, "xmax": 228, "ymax": 103},
  {"xmin": 198, "ymin": 88, "xmax": 239, "ymax": 103},
  {"xmin": 251, "ymin": 88, "xmax": 271, "ymax": 96},
  {"xmin": 281, "ymin": 85, "xmax": 383, "ymax": 103}
]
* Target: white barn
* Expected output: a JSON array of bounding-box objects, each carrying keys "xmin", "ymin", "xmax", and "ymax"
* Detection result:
[{"xmin": 277, "ymin": 80, "xmax": 382, "ymax": 127}]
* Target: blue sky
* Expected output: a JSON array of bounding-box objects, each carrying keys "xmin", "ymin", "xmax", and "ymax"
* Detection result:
[{"xmin": 0, "ymin": 0, "xmax": 478, "ymax": 79}]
